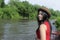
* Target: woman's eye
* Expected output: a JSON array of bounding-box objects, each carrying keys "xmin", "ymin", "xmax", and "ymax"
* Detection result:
[{"xmin": 39, "ymin": 13, "xmax": 43, "ymax": 15}]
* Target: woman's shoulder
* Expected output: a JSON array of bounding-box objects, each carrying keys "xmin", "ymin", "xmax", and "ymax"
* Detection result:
[{"xmin": 40, "ymin": 24, "xmax": 47, "ymax": 30}]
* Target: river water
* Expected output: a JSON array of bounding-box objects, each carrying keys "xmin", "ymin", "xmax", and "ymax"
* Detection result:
[
  {"xmin": 0, "ymin": 20, "xmax": 38, "ymax": 40},
  {"xmin": 0, "ymin": 20, "xmax": 57, "ymax": 40}
]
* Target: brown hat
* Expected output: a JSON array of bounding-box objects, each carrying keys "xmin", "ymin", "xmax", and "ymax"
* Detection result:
[{"xmin": 38, "ymin": 7, "xmax": 51, "ymax": 18}]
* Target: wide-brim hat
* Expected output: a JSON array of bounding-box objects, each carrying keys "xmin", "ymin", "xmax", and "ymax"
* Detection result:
[{"xmin": 38, "ymin": 7, "xmax": 51, "ymax": 18}]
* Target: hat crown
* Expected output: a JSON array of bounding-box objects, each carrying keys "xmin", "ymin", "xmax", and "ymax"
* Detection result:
[{"xmin": 38, "ymin": 7, "xmax": 51, "ymax": 18}]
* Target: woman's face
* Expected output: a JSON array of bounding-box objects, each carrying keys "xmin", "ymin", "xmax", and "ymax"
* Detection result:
[{"xmin": 38, "ymin": 11, "xmax": 43, "ymax": 21}]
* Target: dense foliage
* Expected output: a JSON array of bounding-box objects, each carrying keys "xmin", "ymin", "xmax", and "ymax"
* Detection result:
[{"xmin": 0, "ymin": 0, "xmax": 60, "ymax": 30}]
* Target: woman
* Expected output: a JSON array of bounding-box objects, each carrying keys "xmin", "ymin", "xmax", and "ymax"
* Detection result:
[{"xmin": 36, "ymin": 7, "xmax": 52, "ymax": 40}]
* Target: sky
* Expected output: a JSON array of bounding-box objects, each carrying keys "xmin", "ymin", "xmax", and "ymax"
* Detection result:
[
  {"xmin": 4, "ymin": 0, "xmax": 10, "ymax": 4},
  {"xmin": 5, "ymin": 0, "xmax": 60, "ymax": 10}
]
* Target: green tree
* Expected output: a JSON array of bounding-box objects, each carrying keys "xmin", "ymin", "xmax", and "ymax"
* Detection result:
[{"xmin": 0, "ymin": 0, "xmax": 5, "ymax": 8}]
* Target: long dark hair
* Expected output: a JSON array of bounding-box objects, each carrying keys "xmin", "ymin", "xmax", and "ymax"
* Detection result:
[
  {"xmin": 37, "ymin": 10, "xmax": 49, "ymax": 27},
  {"xmin": 36, "ymin": 9, "xmax": 52, "ymax": 35}
]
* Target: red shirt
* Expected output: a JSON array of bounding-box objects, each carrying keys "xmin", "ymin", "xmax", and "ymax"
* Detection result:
[{"xmin": 36, "ymin": 21, "xmax": 50, "ymax": 40}]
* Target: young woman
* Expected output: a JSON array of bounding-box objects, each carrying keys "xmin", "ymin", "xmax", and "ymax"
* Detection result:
[{"xmin": 36, "ymin": 7, "xmax": 52, "ymax": 40}]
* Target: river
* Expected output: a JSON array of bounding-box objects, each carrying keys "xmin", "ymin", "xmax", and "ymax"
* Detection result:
[
  {"xmin": 0, "ymin": 20, "xmax": 38, "ymax": 40},
  {"xmin": 0, "ymin": 20, "xmax": 57, "ymax": 40}
]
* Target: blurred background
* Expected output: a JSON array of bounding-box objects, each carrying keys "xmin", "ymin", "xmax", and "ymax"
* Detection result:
[{"xmin": 0, "ymin": 0, "xmax": 60, "ymax": 40}]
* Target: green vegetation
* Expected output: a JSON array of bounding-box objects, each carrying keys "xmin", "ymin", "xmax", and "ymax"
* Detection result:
[
  {"xmin": 0, "ymin": 0, "xmax": 40, "ymax": 20},
  {"xmin": 0, "ymin": 0, "xmax": 60, "ymax": 30}
]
